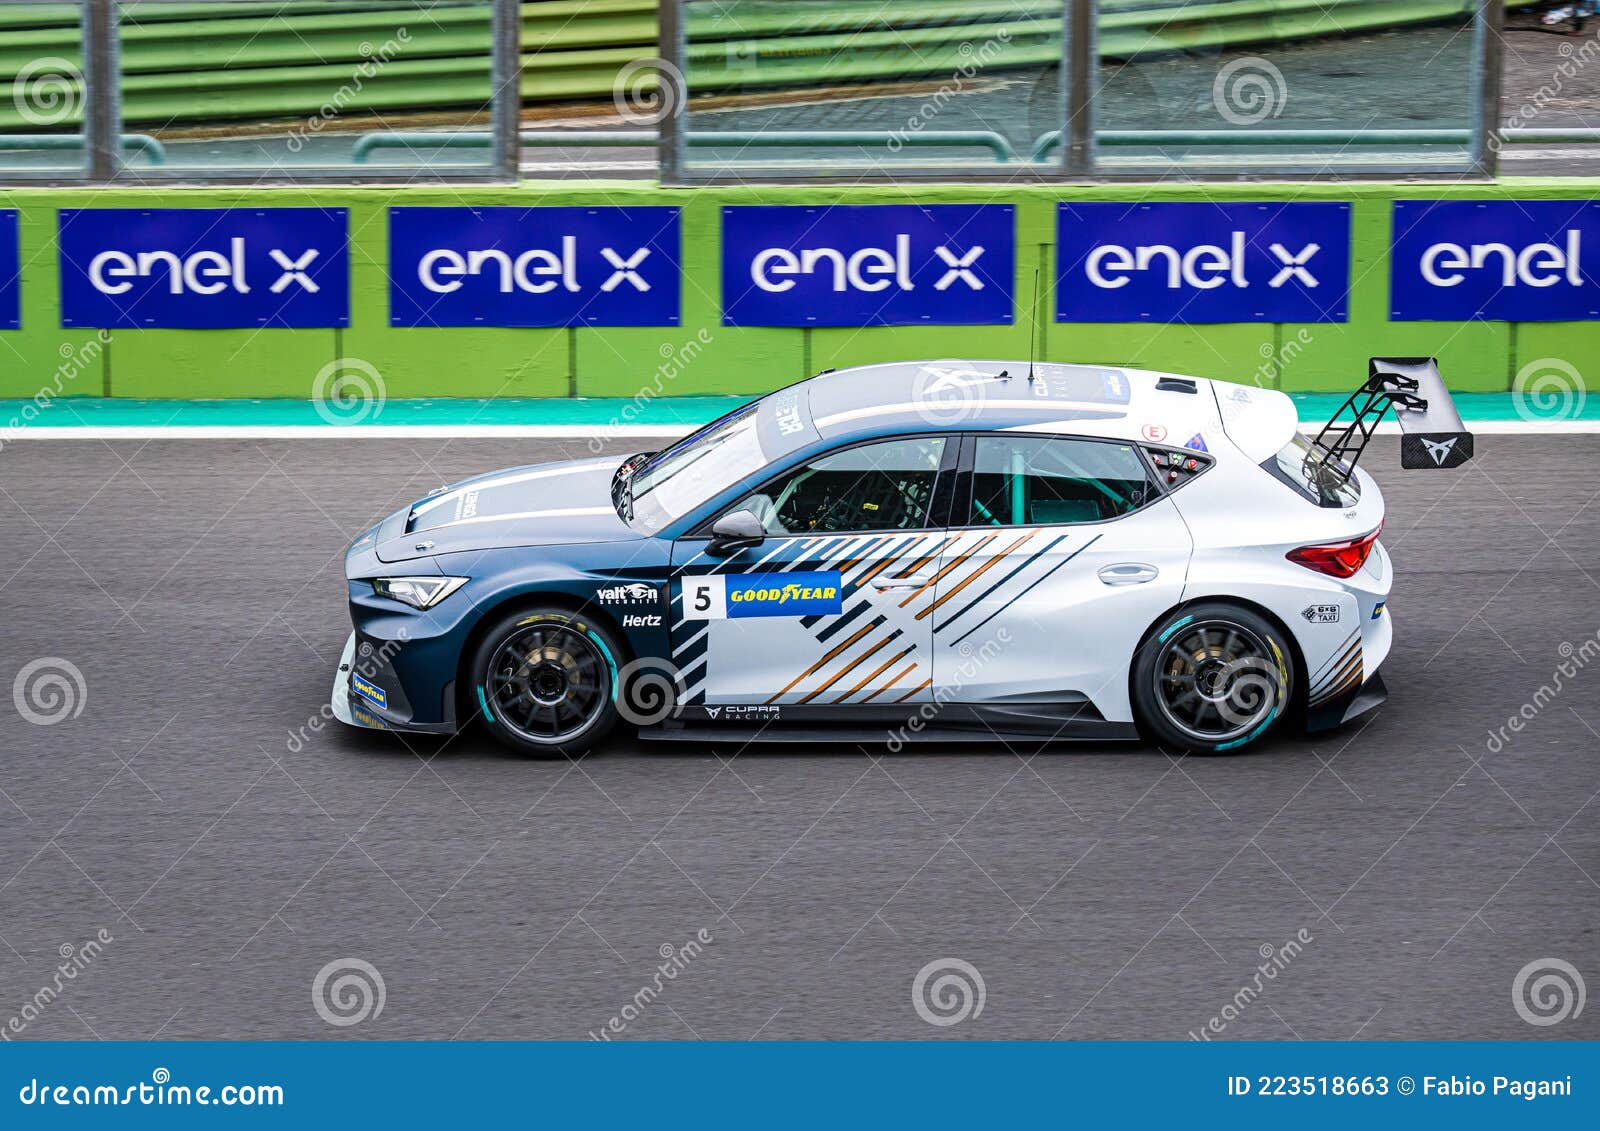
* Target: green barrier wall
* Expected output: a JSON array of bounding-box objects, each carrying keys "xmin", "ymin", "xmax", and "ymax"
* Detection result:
[{"xmin": 1, "ymin": 178, "xmax": 1594, "ymax": 401}]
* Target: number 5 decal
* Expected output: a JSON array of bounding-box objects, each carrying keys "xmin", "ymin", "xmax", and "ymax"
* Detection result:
[{"xmin": 682, "ymin": 575, "xmax": 727, "ymax": 620}]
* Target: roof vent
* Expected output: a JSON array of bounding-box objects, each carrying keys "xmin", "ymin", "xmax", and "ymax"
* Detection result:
[{"xmin": 1156, "ymin": 377, "xmax": 1198, "ymax": 394}]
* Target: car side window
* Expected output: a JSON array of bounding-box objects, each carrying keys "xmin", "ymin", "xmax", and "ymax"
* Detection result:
[
  {"xmin": 726, "ymin": 436, "xmax": 947, "ymax": 535},
  {"xmin": 969, "ymin": 436, "xmax": 1155, "ymax": 527}
]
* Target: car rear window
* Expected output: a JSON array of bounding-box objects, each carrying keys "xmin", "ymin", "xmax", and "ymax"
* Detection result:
[{"xmin": 1268, "ymin": 434, "xmax": 1361, "ymax": 508}]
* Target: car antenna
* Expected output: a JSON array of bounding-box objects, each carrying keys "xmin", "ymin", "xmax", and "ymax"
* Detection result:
[{"xmin": 1026, "ymin": 265, "xmax": 1041, "ymax": 386}]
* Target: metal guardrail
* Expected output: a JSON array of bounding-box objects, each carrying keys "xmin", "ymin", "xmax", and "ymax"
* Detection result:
[
  {"xmin": 0, "ymin": 133, "xmax": 167, "ymax": 164},
  {"xmin": 1032, "ymin": 127, "xmax": 1600, "ymax": 161},
  {"xmin": 353, "ymin": 126, "xmax": 1600, "ymax": 165},
  {"xmin": 355, "ymin": 128, "xmax": 1020, "ymax": 162}
]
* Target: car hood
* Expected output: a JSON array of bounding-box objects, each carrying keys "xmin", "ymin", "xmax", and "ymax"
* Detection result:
[{"xmin": 374, "ymin": 457, "xmax": 640, "ymax": 563}]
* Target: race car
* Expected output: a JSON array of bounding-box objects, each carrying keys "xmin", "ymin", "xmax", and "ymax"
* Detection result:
[{"xmin": 331, "ymin": 356, "xmax": 1472, "ymax": 757}]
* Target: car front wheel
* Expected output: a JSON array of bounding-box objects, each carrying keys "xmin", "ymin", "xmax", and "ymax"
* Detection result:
[
  {"xmin": 467, "ymin": 608, "xmax": 622, "ymax": 758},
  {"xmin": 1132, "ymin": 603, "xmax": 1295, "ymax": 754}
]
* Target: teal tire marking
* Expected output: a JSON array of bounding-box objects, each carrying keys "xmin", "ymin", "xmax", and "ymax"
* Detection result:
[
  {"xmin": 1158, "ymin": 614, "xmax": 1195, "ymax": 644},
  {"xmin": 1215, "ymin": 715, "xmax": 1274, "ymax": 752},
  {"xmin": 585, "ymin": 627, "xmax": 621, "ymax": 699},
  {"xmin": 476, "ymin": 685, "xmax": 495, "ymax": 723}
]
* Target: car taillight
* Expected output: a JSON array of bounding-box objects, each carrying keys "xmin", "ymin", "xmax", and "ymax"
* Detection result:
[{"xmin": 1286, "ymin": 522, "xmax": 1383, "ymax": 578}]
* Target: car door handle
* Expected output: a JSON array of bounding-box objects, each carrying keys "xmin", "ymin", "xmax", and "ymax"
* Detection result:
[
  {"xmin": 1098, "ymin": 563, "xmax": 1159, "ymax": 586},
  {"xmin": 872, "ymin": 576, "xmax": 930, "ymax": 591}
]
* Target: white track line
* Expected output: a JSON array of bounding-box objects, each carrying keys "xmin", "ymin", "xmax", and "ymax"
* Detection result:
[{"xmin": 2, "ymin": 420, "xmax": 1596, "ymax": 440}]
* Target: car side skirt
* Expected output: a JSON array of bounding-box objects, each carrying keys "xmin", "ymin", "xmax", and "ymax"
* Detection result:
[{"xmin": 642, "ymin": 701, "xmax": 1139, "ymax": 744}]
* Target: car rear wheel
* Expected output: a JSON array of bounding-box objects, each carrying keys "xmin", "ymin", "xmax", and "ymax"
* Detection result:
[
  {"xmin": 1132, "ymin": 603, "xmax": 1294, "ymax": 754},
  {"xmin": 467, "ymin": 609, "xmax": 622, "ymax": 759}
]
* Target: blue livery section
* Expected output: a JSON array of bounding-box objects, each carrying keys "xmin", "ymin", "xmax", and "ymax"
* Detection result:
[{"xmin": 726, "ymin": 571, "xmax": 844, "ymax": 618}]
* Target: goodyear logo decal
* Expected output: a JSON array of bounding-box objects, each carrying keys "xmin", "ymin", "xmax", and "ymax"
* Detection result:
[
  {"xmin": 351, "ymin": 673, "xmax": 388, "ymax": 710},
  {"xmin": 682, "ymin": 570, "xmax": 843, "ymax": 620}
]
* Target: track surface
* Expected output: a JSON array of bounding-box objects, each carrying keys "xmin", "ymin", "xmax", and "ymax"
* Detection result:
[{"xmin": 0, "ymin": 434, "xmax": 1596, "ymax": 1041}]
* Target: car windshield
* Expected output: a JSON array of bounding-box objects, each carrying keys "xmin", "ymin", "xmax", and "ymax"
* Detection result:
[{"xmin": 625, "ymin": 403, "xmax": 768, "ymax": 534}]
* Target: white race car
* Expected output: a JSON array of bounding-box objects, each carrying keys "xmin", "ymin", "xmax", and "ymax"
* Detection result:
[{"xmin": 334, "ymin": 356, "xmax": 1471, "ymax": 757}]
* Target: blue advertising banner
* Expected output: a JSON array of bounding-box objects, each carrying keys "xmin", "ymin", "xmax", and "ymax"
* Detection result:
[
  {"xmin": 0, "ymin": 210, "xmax": 18, "ymax": 330},
  {"xmin": 1390, "ymin": 200, "xmax": 1600, "ymax": 321},
  {"xmin": 1056, "ymin": 202, "xmax": 1351, "ymax": 323},
  {"xmin": 388, "ymin": 206, "xmax": 681, "ymax": 328},
  {"xmin": 58, "ymin": 208, "xmax": 348, "ymax": 329},
  {"xmin": 1, "ymin": 1041, "xmax": 1596, "ymax": 1128},
  {"xmin": 721, "ymin": 204, "xmax": 1015, "ymax": 327}
]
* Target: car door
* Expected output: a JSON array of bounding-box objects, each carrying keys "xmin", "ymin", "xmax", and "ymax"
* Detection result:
[
  {"xmin": 669, "ymin": 434, "xmax": 956, "ymax": 711},
  {"xmin": 927, "ymin": 433, "xmax": 1193, "ymax": 725}
]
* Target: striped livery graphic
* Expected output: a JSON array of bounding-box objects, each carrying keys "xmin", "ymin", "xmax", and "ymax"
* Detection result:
[
  {"xmin": 671, "ymin": 527, "xmax": 1101, "ymax": 707},
  {"xmin": 1307, "ymin": 628, "xmax": 1364, "ymax": 708}
]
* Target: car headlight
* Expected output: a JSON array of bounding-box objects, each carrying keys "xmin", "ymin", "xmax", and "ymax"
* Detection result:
[{"xmin": 371, "ymin": 576, "xmax": 468, "ymax": 609}]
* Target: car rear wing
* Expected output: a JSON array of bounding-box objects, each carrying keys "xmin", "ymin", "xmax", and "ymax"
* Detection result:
[{"xmin": 1306, "ymin": 357, "xmax": 1474, "ymax": 486}]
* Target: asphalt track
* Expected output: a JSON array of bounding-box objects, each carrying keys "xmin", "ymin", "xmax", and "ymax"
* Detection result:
[{"xmin": 0, "ymin": 433, "xmax": 1596, "ymax": 1041}]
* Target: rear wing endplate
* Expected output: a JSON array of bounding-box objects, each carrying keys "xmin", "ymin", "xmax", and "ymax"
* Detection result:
[{"xmin": 1307, "ymin": 357, "xmax": 1474, "ymax": 486}]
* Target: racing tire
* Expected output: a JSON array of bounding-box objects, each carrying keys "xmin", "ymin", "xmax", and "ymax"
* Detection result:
[
  {"xmin": 1131, "ymin": 603, "xmax": 1295, "ymax": 755},
  {"xmin": 467, "ymin": 608, "xmax": 623, "ymax": 759}
]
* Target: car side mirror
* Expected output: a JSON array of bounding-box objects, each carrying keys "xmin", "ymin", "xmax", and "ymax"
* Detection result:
[{"xmin": 709, "ymin": 509, "xmax": 765, "ymax": 555}]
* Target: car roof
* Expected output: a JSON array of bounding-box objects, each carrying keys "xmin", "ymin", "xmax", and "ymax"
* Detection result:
[
  {"xmin": 801, "ymin": 360, "xmax": 1186, "ymax": 435},
  {"xmin": 790, "ymin": 360, "xmax": 1302, "ymax": 463}
]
